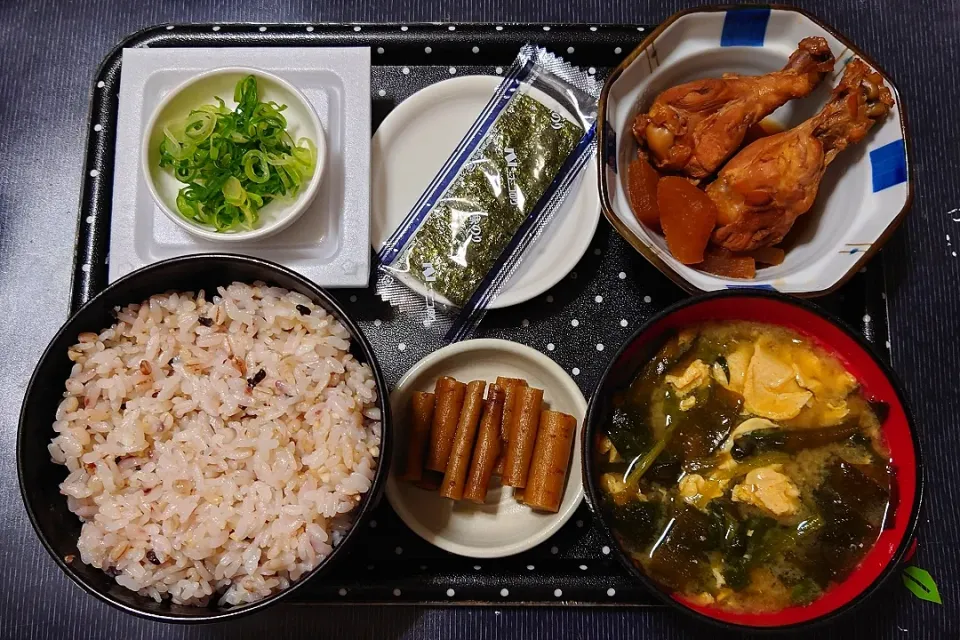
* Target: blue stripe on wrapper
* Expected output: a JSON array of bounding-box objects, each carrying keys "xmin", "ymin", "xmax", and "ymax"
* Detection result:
[
  {"xmin": 870, "ymin": 139, "xmax": 907, "ymax": 192},
  {"xmin": 720, "ymin": 9, "xmax": 771, "ymax": 47},
  {"xmin": 376, "ymin": 59, "xmax": 530, "ymax": 264}
]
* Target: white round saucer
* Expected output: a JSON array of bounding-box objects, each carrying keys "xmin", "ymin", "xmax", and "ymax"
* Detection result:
[
  {"xmin": 385, "ymin": 339, "xmax": 585, "ymax": 558},
  {"xmin": 371, "ymin": 75, "xmax": 600, "ymax": 309}
]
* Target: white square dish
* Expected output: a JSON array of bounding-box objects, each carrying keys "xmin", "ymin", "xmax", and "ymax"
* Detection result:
[
  {"xmin": 110, "ymin": 47, "xmax": 371, "ymax": 286},
  {"xmin": 597, "ymin": 7, "xmax": 912, "ymax": 296}
]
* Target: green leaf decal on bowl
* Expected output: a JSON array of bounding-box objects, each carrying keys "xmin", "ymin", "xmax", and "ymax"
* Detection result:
[{"xmin": 902, "ymin": 566, "xmax": 942, "ymax": 604}]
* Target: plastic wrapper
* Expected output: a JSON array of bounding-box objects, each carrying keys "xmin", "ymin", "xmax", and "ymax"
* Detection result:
[{"xmin": 376, "ymin": 44, "xmax": 600, "ymax": 341}]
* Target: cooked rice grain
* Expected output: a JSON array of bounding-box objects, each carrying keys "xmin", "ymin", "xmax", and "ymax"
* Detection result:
[{"xmin": 49, "ymin": 282, "xmax": 381, "ymax": 606}]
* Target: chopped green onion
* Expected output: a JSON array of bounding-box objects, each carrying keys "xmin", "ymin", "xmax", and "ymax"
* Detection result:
[
  {"xmin": 293, "ymin": 138, "xmax": 317, "ymax": 167},
  {"xmin": 157, "ymin": 75, "xmax": 316, "ymax": 232},
  {"xmin": 184, "ymin": 112, "xmax": 216, "ymax": 142},
  {"xmin": 242, "ymin": 150, "xmax": 270, "ymax": 184},
  {"xmin": 222, "ymin": 176, "xmax": 246, "ymax": 206}
]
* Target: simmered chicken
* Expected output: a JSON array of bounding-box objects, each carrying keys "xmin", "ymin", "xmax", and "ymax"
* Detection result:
[
  {"xmin": 633, "ymin": 37, "xmax": 835, "ymax": 179},
  {"xmin": 709, "ymin": 60, "xmax": 894, "ymax": 252}
]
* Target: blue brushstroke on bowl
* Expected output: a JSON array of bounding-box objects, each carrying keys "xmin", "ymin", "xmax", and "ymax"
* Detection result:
[
  {"xmin": 726, "ymin": 283, "xmax": 777, "ymax": 290},
  {"xmin": 870, "ymin": 139, "xmax": 907, "ymax": 192},
  {"xmin": 720, "ymin": 8, "xmax": 771, "ymax": 47}
]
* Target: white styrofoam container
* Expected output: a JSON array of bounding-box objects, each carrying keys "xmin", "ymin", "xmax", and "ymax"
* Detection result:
[
  {"xmin": 111, "ymin": 47, "xmax": 372, "ymax": 286},
  {"xmin": 597, "ymin": 7, "xmax": 912, "ymax": 296}
]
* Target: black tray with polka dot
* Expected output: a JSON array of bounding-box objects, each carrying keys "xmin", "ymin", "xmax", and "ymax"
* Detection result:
[{"xmin": 71, "ymin": 22, "xmax": 891, "ymax": 606}]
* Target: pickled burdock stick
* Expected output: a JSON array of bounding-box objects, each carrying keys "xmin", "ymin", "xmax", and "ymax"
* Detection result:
[
  {"xmin": 440, "ymin": 380, "xmax": 487, "ymax": 500},
  {"xmin": 426, "ymin": 377, "xmax": 466, "ymax": 472},
  {"xmin": 463, "ymin": 385, "xmax": 506, "ymax": 503},
  {"xmin": 502, "ymin": 386, "xmax": 544, "ymax": 487},
  {"xmin": 417, "ymin": 470, "xmax": 444, "ymax": 491},
  {"xmin": 524, "ymin": 411, "xmax": 578, "ymax": 513},
  {"xmin": 493, "ymin": 377, "xmax": 528, "ymax": 475},
  {"xmin": 399, "ymin": 391, "xmax": 436, "ymax": 483}
]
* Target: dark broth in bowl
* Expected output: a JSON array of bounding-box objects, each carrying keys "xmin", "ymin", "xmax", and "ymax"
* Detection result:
[{"xmin": 595, "ymin": 321, "xmax": 892, "ymax": 613}]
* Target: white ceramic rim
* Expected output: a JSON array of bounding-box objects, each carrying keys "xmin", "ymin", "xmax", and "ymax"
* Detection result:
[
  {"xmin": 385, "ymin": 338, "xmax": 586, "ymax": 558},
  {"xmin": 371, "ymin": 74, "xmax": 601, "ymax": 309},
  {"xmin": 140, "ymin": 66, "xmax": 327, "ymax": 243},
  {"xmin": 596, "ymin": 7, "xmax": 912, "ymax": 297}
]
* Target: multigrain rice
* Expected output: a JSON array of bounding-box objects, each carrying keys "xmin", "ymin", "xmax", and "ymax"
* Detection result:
[{"xmin": 48, "ymin": 283, "xmax": 381, "ymax": 606}]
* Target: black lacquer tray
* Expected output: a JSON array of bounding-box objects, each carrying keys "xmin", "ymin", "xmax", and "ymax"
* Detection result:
[{"xmin": 71, "ymin": 22, "xmax": 891, "ymax": 606}]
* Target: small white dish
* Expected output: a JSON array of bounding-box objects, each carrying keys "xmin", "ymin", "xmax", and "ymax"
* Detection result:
[
  {"xmin": 371, "ymin": 75, "xmax": 600, "ymax": 309},
  {"xmin": 598, "ymin": 6, "xmax": 911, "ymax": 296},
  {"xmin": 111, "ymin": 47, "xmax": 371, "ymax": 287},
  {"xmin": 385, "ymin": 339, "xmax": 585, "ymax": 558},
  {"xmin": 142, "ymin": 67, "xmax": 326, "ymax": 242}
]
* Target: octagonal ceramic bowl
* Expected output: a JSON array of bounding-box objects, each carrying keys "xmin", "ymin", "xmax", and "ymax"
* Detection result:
[{"xmin": 597, "ymin": 6, "xmax": 912, "ymax": 296}]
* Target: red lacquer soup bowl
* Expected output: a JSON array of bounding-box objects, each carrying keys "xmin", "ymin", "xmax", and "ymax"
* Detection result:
[{"xmin": 582, "ymin": 290, "xmax": 922, "ymax": 631}]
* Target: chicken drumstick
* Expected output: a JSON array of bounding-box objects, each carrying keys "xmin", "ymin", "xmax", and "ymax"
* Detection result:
[
  {"xmin": 708, "ymin": 59, "xmax": 894, "ymax": 253},
  {"xmin": 634, "ymin": 37, "xmax": 835, "ymax": 179}
]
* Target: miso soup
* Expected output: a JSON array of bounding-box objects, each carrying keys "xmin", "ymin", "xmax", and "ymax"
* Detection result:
[{"xmin": 595, "ymin": 321, "xmax": 892, "ymax": 613}]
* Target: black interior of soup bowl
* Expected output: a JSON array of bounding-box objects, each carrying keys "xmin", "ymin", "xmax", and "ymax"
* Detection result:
[
  {"xmin": 581, "ymin": 290, "xmax": 922, "ymax": 631},
  {"xmin": 17, "ymin": 253, "xmax": 391, "ymax": 622}
]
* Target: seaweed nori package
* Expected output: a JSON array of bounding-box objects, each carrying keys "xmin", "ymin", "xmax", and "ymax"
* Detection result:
[{"xmin": 376, "ymin": 44, "xmax": 600, "ymax": 342}]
